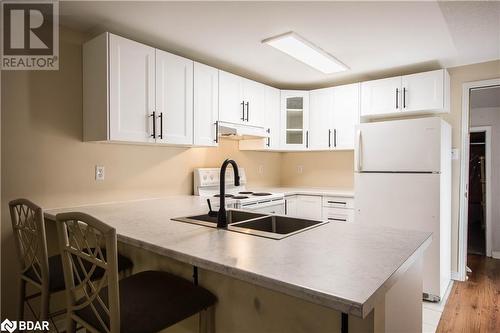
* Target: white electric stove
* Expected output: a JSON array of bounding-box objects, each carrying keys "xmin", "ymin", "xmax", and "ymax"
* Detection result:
[{"xmin": 193, "ymin": 168, "xmax": 285, "ymax": 214}]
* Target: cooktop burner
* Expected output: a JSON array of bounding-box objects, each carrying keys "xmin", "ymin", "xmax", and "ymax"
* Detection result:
[
  {"xmin": 252, "ymin": 192, "xmax": 272, "ymax": 196},
  {"xmin": 239, "ymin": 191, "xmax": 254, "ymax": 194},
  {"xmin": 213, "ymin": 194, "xmax": 234, "ymax": 198},
  {"xmin": 232, "ymin": 195, "xmax": 249, "ymax": 199}
]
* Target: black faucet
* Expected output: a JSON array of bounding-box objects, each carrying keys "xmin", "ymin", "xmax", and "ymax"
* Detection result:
[{"xmin": 218, "ymin": 159, "xmax": 240, "ymax": 228}]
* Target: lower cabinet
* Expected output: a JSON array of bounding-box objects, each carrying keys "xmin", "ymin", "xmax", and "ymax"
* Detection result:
[
  {"xmin": 322, "ymin": 207, "xmax": 355, "ymax": 223},
  {"xmin": 285, "ymin": 195, "xmax": 322, "ymax": 220},
  {"xmin": 285, "ymin": 194, "xmax": 355, "ymax": 222}
]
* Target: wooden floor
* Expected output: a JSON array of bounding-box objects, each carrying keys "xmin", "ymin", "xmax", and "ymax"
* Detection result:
[{"xmin": 437, "ymin": 255, "xmax": 500, "ymax": 333}]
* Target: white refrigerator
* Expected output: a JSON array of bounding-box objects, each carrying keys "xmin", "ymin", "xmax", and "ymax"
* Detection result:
[{"xmin": 354, "ymin": 117, "xmax": 451, "ymax": 301}]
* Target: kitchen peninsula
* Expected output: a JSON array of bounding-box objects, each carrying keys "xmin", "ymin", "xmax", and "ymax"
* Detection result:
[{"xmin": 45, "ymin": 195, "xmax": 431, "ymax": 333}]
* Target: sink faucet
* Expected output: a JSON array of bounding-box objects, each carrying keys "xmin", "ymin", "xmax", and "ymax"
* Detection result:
[{"xmin": 218, "ymin": 159, "xmax": 240, "ymax": 228}]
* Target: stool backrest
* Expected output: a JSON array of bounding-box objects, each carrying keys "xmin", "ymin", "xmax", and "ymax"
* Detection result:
[
  {"xmin": 56, "ymin": 212, "xmax": 120, "ymax": 333},
  {"xmin": 9, "ymin": 199, "xmax": 49, "ymax": 289}
]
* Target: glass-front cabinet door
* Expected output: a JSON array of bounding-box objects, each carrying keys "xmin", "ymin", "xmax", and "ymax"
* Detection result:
[{"xmin": 281, "ymin": 90, "xmax": 309, "ymax": 149}]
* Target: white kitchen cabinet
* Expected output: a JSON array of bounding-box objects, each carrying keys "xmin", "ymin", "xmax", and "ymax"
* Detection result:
[
  {"xmin": 285, "ymin": 196, "xmax": 297, "ymax": 216},
  {"xmin": 361, "ymin": 76, "xmax": 402, "ymax": 117},
  {"xmin": 309, "ymin": 88, "xmax": 334, "ymax": 149},
  {"xmin": 264, "ymin": 86, "xmax": 281, "ymax": 149},
  {"xmin": 361, "ymin": 69, "xmax": 450, "ymax": 118},
  {"xmin": 331, "ymin": 83, "xmax": 360, "ymax": 149},
  {"xmin": 243, "ymin": 79, "xmax": 266, "ymax": 127},
  {"xmin": 322, "ymin": 207, "xmax": 355, "ymax": 223},
  {"xmin": 401, "ymin": 69, "xmax": 449, "ymax": 113},
  {"xmin": 194, "ymin": 62, "xmax": 219, "ymax": 146},
  {"xmin": 295, "ymin": 195, "xmax": 322, "ymax": 220},
  {"xmin": 155, "ymin": 49, "xmax": 193, "ymax": 145},
  {"xmin": 281, "ymin": 90, "xmax": 310, "ymax": 149}
]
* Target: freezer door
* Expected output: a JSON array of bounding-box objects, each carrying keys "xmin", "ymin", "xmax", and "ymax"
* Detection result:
[
  {"xmin": 355, "ymin": 117, "xmax": 442, "ymax": 172},
  {"xmin": 354, "ymin": 173, "xmax": 449, "ymax": 299}
]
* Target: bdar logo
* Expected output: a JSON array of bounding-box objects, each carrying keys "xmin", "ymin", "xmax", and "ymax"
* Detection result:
[{"xmin": 0, "ymin": 319, "xmax": 17, "ymax": 333}]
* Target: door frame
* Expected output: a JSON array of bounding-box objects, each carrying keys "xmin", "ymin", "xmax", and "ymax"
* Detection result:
[
  {"xmin": 469, "ymin": 126, "xmax": 492, "ymax": 257},
  {"xmin": 458, "ymin": 79, "xmax": 500, "ymax": 281}
]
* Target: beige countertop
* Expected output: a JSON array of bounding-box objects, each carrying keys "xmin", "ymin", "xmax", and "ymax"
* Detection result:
[{"xmin": 45, "ymin": 194, "xmax": 429, "ymax": 318}]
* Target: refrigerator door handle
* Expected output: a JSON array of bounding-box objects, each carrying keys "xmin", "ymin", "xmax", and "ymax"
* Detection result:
[{"xmin": 356, "ymin": 129, "xmax": 363, "ymax": 171}]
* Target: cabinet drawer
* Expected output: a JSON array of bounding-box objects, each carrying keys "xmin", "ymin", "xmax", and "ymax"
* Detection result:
[
  {"xmin": 322, "ymin": 196, "xmax": 354, "ymax": 209},
  {"xmin": 323, "ymin": 207, "xmax": 354, "ymax": 223}
]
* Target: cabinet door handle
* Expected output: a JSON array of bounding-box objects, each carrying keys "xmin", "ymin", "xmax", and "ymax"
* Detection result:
[
  {"xmin": 334, "ymin": 129, "xmax": 337, "ymax": 148},
  {"xmin": 214, "ymin": 121, "xmax": 219, "ymax": 143},
  {"xmin": 356, "ymin": 129, "xmax": 362, "ymax": 171},
  {"xmin": 158, "ymin": 112, "xmax": 164, "ymax": 139},
  {"xmin": 403, "ymin": 87, "xmax": 407, "ymax": 108},
  {"xmin": 328, "ymin": 217, "xmax": 347, "ymax": 222},
  {"xmin": 150, "ymin": 111, "xmax": 156, "ymax": 138},
  {"xmin": 328, "ymin": 129, "xmax": 332, "ymax": 148},
  {"xmin": 241, "ymin": 101, "xmax": 245, "ymax": 121},
  {"xmin": 306, "ymin": 130, "xmax": 309, "ymax": 148},
  {"xmin": 245, "ymin": 102, "xmax": 249, "ymax": 121},
  {"xmin": 328, "ymin": 201, "xmax": 346, "ymax": 205},
  {"xmin": 395, "ymin": 88, "xmax": 399, "ymax": 109}
]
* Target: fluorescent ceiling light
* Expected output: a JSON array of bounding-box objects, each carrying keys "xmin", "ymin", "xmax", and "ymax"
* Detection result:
[{"xmin": 262, "ymin": 32, "xmax": 349, "ymax": 74}]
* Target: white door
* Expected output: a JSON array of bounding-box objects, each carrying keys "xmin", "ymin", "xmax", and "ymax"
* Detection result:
[
  {"xmin": 402, "ymin": 69, "xmax": 444, "ymax": 113},
  {"xmin": 219, "ymin": 71, "xmax": 244, "ymax": 124},
  {"xmin": 332, "ymin": 83, "xmax": 360, "ymax": 149},
  {"xmin": 155, "ymin": 50, "xmax": 193, "ymax": 145},
  {"xmin": 194, "ymin": 62, "xmax": 219, "ymax": 146},
  {"xmin": 243, "ymin": 79, "xmax": 266, "ymax": 127},
  {"xmin": 264, "ymin": 86, "xmax": 281, "ymax": 149},
  {"xmin": 109, "ymin": 34, "xmax": 155, "ymax": 142},
  {"xmin": 355, "ymin": 117, "xmax": 442, "ymax": 172},
  {"xmin": 360, "ymin": 76, "xmax": 402, "ymax": 117},
  {"xmin": 295, "ymin": 195, "xmax": 322, "ymax": 220},
  {"xmin": 309, "ymin": 88, "xmax": 334, "ymax": 149},
  {"xmin": 281, "ymin": 90, "xmax": 309, "ymax": 149},
  {"xmin": 354, "ymin": 173, "xmax": 447, "ymax": 298}
]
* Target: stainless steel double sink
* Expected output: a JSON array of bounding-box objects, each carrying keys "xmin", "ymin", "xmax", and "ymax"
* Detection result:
[{"xmin": 172, "ymin": 210, "xmax": 328, "ymax": 240}]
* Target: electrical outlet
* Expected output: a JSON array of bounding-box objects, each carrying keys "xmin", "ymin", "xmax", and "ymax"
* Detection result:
[
  {"xmin": 451, "ymin": 148, "xmax": 459, "ymax": 160},
  {"xmin": 95, "ymin": 165, "xmax": 105, "ymax": 181},
  {"xmin": 258, "ymin": 165, "xmax": 264, "ymax": 174},
  {"xmin": 297, "ymin": 165, "xmax": 303, "ymax": 174}
]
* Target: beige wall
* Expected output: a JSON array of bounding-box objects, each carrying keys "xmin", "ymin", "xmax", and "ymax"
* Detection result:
[
  {"xmin": 0, "ymin": 29, "xmax": 281, "ymax": 318},
  {"xmin": 470, "ymin": 106, "xmax": 500, "ymax": 253}
]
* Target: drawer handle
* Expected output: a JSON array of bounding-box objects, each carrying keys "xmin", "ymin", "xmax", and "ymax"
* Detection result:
[
  {"xmin": 327, "ymin": 201, "xmax": 346, "ymax": 205},
  {"xmin": 328, "ymin": 217, "xmax": 347, "ymax": 222}
]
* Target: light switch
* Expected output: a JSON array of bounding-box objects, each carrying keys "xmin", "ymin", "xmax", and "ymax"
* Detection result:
[{"xmin": 95, "ymin": 165, "xmax": 105, "ymax": 181}]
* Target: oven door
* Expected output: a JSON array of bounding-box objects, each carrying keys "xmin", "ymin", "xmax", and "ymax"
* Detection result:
[{"xmin": 240, "ymin": 199, "xmax": 285, "ymax": 215}]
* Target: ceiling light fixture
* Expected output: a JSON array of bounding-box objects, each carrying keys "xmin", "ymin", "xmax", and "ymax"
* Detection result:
[{"xmin": 262, "ymin": 32, "xmax": 349, "ymax": 74}]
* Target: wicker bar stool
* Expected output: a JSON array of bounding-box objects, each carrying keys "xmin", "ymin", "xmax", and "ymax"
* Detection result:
[
  {"xmin": 56, "ymin": 212, "xmax": 217, "ymax": 333},
  {"xmin": 9, "ymin": 199, "xmax": 133, "ymax": 330}
]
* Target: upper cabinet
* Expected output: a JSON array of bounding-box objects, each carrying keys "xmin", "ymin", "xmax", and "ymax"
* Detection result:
[
  {"xmin": 309, "ymin": 84, "xmax": 360, "ymax": 150},
  {"xmin": 281, "ymin": 90, "xmax": 309, "ymax": 149},
  {"xmin": 155, "ymin": 49, "xmax": 193, "ymax": 145},
  {"xmin": 219, "ymin": 71, "xmax": 265, "ymax": 127},
  {"xmin": 83, "ymin": 33, "xmax": 194, "ymax": 145},
  {"xmin": 194, "ymin": 62, "xmax": 219, "ymax": 146},
  {"xmin": 264, "ymin": 86, "xmax": 281, "ymax": 149},
  {"xmin": 361, "ymin": 69, "xmax": 450, "ymax": 118}
]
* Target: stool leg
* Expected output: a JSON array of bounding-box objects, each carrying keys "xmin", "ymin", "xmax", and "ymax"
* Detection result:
[
  {"xmin": 199, "ymin": 306, "xmax": 215, "ymax": 333},
  {"xmin": 18, "ymin": 279, "xmax": 26, "ymax": 321}
]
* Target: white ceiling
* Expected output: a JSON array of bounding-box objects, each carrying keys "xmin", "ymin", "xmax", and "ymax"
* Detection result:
[
  {"xmin": 59, "ymin": 1, "xmax": 500, "ymax": 89},
  {"xmin": 470, "ymin": 86, "xmax": 500, "ymax": 109}
]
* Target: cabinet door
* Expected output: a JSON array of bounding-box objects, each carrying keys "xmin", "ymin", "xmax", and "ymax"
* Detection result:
[
  {"xmin": 264, "ymin": 86, "xmax": 281, "ymax": 149},
  {"xmin": 155, "ymin": 50, "xmax": 193, "ymax": 145},
  {"xmin": 285, "ymin": 196, "xmax": 297, "ymax": 216},
  {"xmin": 295, "ymin": 195, "xmax": 322, "ymax": 220},
  {"xmin": 194, "ymin": 62, "xmax": 219, "ymax": 146},
  {"xmin": 402, "ymin": 69, "xmax": 444, "ymax": 113},
  {"xmin": 281, "ymin": 90, "xmax": 309, "ymax": 149},
  {"xmin": 219, "ymin": 71, "xmax": 244, "ymax": 124},
  {"xmin": 332, "ymin": 83, "xmax": 360, "ymax": 149},
  {"xmin": 309, "ymin": 88, "xmax": 334, "ymax": 149},
  {"xmin": 109, "ymin": 34, "xmax": 156, "ymax": 142},
  {"xmin": 243, "ymin": 79, "xmax": 266, "ymax": 127},
  {"xmin": 360, "ymin": 76, "xmax": 401, "ymax": 117}
]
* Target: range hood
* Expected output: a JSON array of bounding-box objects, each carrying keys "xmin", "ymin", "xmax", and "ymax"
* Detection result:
[{"xmin": 217, "ymin": 121, "xmax": 269, "ymax": 140}]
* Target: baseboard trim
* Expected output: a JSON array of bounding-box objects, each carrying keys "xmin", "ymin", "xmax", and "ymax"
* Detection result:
[{"xmin": 492, "ymin": 251, "xmax": 500, "ymax": 259}]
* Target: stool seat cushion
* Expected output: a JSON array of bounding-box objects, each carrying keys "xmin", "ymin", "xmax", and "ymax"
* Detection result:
[
  {"xmin": 24, "ymin": 250, "xmax": 133, "ymax": 292},
  {"xmin": 75, "ymin": 270, "xmax": 217, "ymax": 333}
]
